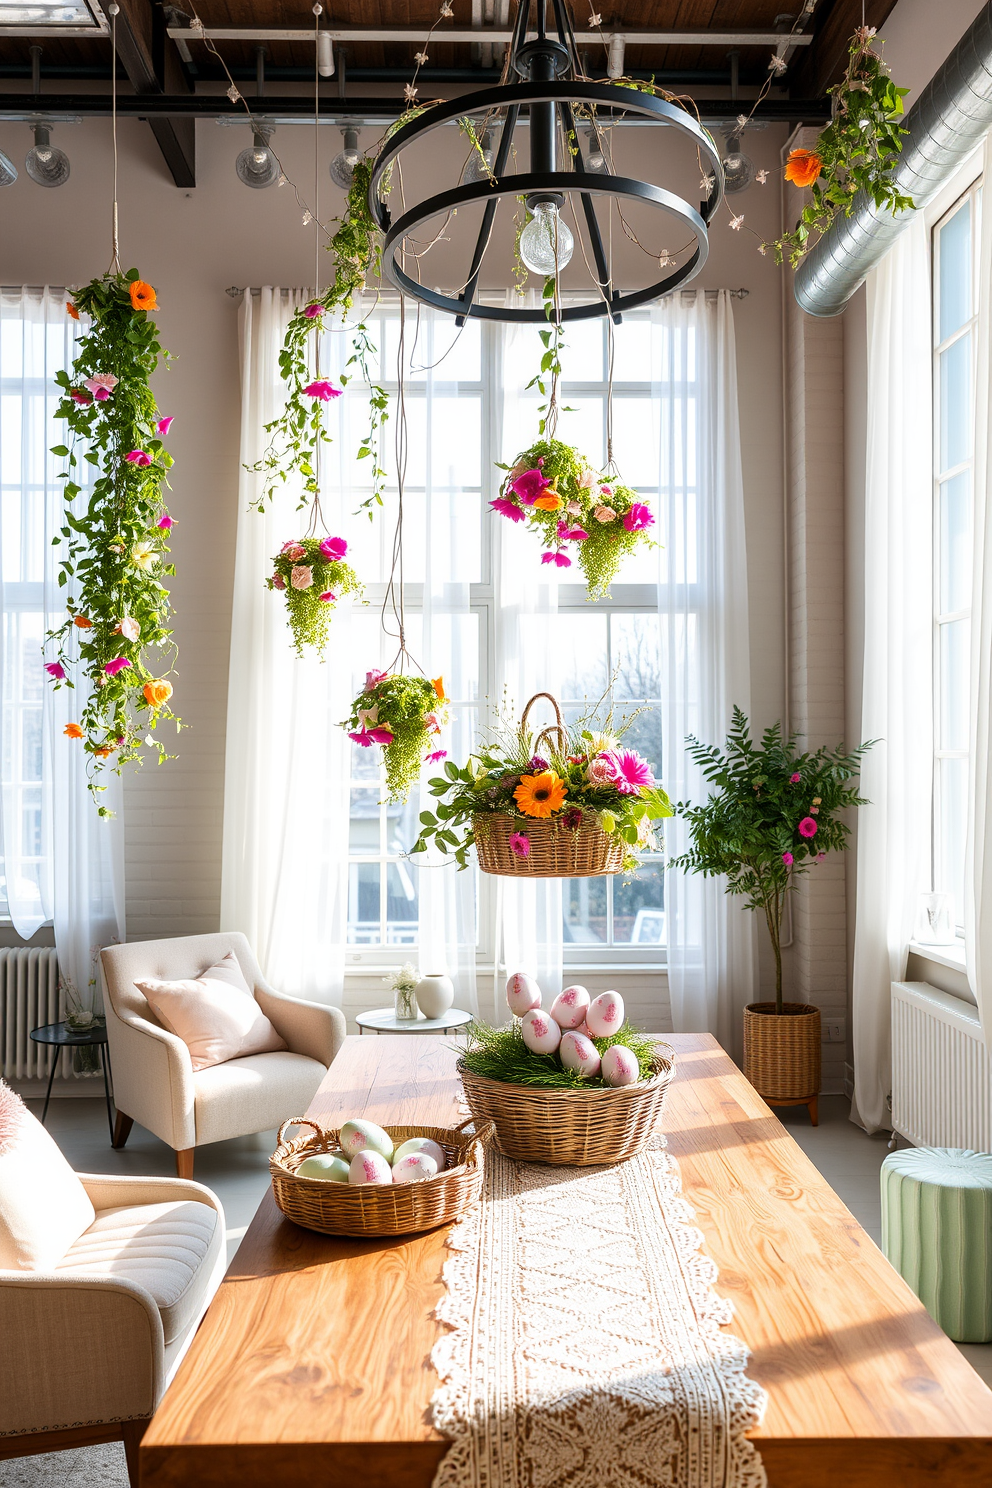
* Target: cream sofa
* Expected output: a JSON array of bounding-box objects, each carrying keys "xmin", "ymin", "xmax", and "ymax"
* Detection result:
[
  {"xmin": 0, "ymin": 1168, "xmax": 226, "ymax": 1485},
  {"xmin": 101, "ymin": 932, "xmax": 346, "ymax": 1177}
]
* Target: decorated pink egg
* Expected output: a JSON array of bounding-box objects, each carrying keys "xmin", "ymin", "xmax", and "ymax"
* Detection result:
[
  {"xmin": 348, "ymin": 1150, "xmax": 392, "ymax": 1185},
  {"xmin": 549, "ymin": 984, "xmax": 590, "ymax": 1030},
  {"xmin": 521, "ymin": 1007, "xmax": 562, "ymax": 1054},
  {"xmin": 391, "ymin": 1152, "xmax": 439, "ymax": 1184},
  {"xmin": 559, "ymin": 1030, "xmax": 602, "ymax": 1079},
  {"xmin": 601, "ymin": 1044, "xmax": 639, "ymax": 1087},
  {"xmin": 506, "ymin": 971, "xmax": 542, "ymax": 1017},
  {"xmin": 586, "ymin": 990, "xmax": 625, "ymax": 1038}
]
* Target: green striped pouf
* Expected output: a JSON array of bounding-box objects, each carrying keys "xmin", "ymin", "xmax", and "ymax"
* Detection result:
[{"xmin": 881, "ymin": 1147, "xmax": 992, "ymax": 1343}]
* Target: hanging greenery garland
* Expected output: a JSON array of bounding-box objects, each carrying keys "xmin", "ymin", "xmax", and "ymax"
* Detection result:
[
  {"xmin": 47, "ymin": 269, "xmax": 179, "ymax": 813},
  {"xmin": 267, "ymin": 534, "xmax": 361, "ymax": 657},
  {"xmin": 762, "ymin": 27, "xmax": 913, "ymax": 266},
  {"xmin": 344, "ymin": 670, "xmax": 449, "ymax": 803}
]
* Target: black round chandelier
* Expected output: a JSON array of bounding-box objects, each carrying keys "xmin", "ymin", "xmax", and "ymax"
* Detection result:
[{"xmin": 368, "ymin": 0, "xmax": 725, "ymax": 324}]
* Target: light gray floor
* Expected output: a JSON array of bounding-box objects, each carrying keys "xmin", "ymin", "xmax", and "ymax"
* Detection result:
[{"xmin": 5, "ymin": 1092, "xmax": 991, "ymax": 1486}]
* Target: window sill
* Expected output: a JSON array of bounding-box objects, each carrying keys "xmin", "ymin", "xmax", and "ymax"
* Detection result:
[
  {"xmin": 908, "ymin": 938, "xmax": 966, "ymax": 973},
  {"xmin": 345, "ymin": 961, "xmax": 668, "ymax": 978}
]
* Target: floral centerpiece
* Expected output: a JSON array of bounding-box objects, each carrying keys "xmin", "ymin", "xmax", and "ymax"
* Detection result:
[
  {"xmin": 47, "ymin": 269, "xmax": 180, "ymax": 814},
  {"xmin": 267, "ymin": 535, "xmax": 361, "ymax": 657},
  {"xmin": 345, "ymin": 670, "xmax": 449, "ymax": 802},
  {"xmin": 413, "ymin": 694, "xmax": 672, "ymax": 876},
  {"xmin": 492, "ymin": 438, "xmax": 654, "ymax": 600}
]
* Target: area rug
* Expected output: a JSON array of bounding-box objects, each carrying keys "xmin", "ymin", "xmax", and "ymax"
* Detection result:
[{"xmin": 431, "ymin": 1138, "xmax": 767, "ymax": 1488}]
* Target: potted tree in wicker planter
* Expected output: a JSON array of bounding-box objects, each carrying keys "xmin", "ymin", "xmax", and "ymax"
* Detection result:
[{"xmin": 671, "ymin": 708, "xmax": 870, "ymax": 1124}]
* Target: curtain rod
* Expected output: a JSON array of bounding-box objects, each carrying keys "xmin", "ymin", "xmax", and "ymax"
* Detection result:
[{"xmin": 225, "ymin": 286, "xmax": 750, "ymax": 300}]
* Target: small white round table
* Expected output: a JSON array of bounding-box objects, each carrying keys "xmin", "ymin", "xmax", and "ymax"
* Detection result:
[{"xmin": 356, "ymin": 1006, "xmax": 473, "ymax": 1035}]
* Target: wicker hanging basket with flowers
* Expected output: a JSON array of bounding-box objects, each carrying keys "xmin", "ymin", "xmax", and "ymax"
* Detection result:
[{"xmin": 414, "ymin": 692, "xmax": 673, "ymax": 880}]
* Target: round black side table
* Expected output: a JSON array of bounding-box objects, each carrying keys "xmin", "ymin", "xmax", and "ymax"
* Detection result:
[{"xmin": 30, "ymin": 1021, "xmax": 115, "ymax": 1143}]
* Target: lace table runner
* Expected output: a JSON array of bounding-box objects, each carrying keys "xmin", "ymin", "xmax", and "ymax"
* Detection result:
[{"xmin": 431, "ymin": 1139, "xmax": 767, "ymax": 1488}]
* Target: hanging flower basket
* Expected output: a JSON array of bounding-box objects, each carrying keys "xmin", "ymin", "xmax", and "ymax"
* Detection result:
[
  {"xmin": 344, "ymin": 669, "xmax": 449, "ymax": 803},
  {"xmin": 414, "ymin": 691, "xmax": 673, "ymax": 879},
  {"xmin": 267, "ymin": 534, "xmax": 361, "ymax": 657}
]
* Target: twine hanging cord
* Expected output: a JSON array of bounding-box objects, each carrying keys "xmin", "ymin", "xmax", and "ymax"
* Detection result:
[{"xmin": 108, "ymin": 3, "xmax": 121, "ymax": 272}]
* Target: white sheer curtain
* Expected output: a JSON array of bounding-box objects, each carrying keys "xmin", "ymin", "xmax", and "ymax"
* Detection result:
[
  {"xmin": 221, "ymin": 287, "xmax": 350, "ymax": 1004},
  {"xmin": 0, "ymin": 286, "xmax": 124, "ymax": 1011},
  {"xmin": 853, "ymin": 220, "xmax": 934, "ymax": 1132},
  {"xmin": 656, "ymin": 290, "xmax": 755, "ymax": 1057}
]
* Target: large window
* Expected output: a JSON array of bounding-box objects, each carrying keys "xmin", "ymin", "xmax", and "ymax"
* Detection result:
[{"xmin": 932, "ymin": 187, "xmax": 980, "ymax": 926}]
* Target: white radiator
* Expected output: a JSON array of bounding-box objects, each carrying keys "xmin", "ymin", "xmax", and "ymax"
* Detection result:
[
  {"xmin": 891, "ymin": 980, "xmax": 992, "ymax": 1150},
  {"xmin": 0, "ymin": 947, "xmax": 62, "ymax": 1080}
]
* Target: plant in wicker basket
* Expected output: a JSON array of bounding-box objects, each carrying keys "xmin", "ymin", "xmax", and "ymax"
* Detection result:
[
  {"xmin": 344, "ymin": 669, "xmax": 449, "ymax": 803},
  {"xmin": 492, "ymin": 439, "xmax": 655, "ymax": 600},
  {"xmin": 267, "ymin": 534, "xmax": 361, "ymax": 657},
  {"xmin": 412, "ymin": 691, "xmax": 672, "ymax": 878}
]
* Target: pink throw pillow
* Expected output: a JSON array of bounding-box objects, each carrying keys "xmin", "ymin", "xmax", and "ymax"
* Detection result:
[{"xmin": 135, "ymin": 950, "xmax": 287, "ymax": 1071}]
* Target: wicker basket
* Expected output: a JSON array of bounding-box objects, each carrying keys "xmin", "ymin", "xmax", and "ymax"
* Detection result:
[
  {"xmin": 270, "ymin": 1119, "xmax": 489, "ymax": 1237},
  {"xmin": 742, "ymin": 1002, "xmax": 821, "ymax": 1103},
  {"xmin": 473, "ymin": 691, "xmax": 626, "ymax": 879},
  {"xmin": 458, "ymin": 1045, "xmax": 675, "ymax": 1166}
]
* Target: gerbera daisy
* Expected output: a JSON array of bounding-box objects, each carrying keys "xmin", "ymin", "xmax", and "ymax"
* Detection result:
[
  {"xmin": 609, "ymin": 750, "xmax": 655, "ymax": 795},
  {"xmin": 514, "ymin": 771, "xmax": 567, "ymax": 819}
]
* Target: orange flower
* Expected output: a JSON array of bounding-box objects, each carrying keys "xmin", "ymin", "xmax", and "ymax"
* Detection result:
[
  {"xmin": 514, "ymin": 771, "xmax": 567, "ymax": 819},
  {"xmin": 534, "ymin": 493, "xmax": 563, "ymax": 511},
  {"xmin": 94, "ymin": 746, "xmax": 114, "ymax": 758},
  {"xmin": 784, "ymin": 149, "xmax": 823, "ymax": 189},
  {"xmin": 432, "ymin": 676, "xmax": 446, "ymax": 701},
  {"xmin": 143, "ymin": 679, "xmax": 173, "ymax": 709},
  {"xmin": 129, "ymin": 280, "xmax": 158, "ymax": 312},
  {"xmin": 64, "ymin": 723, "xmax": 84, "ymax": 739},
  {"xmin": 66, "ymin": 301, "xmax": 79, "ymax": 320},
  {"xmin": 72, "ymin": 614, "xmax": 93, "ymax": 628}
]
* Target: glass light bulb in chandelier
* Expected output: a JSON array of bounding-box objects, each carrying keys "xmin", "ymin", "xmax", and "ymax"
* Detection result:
[
  {"xmin": 721, "ymin": 136, "xmax": 754, "ymax": 195},
  {"xmin": 461, "ymin": 127, "xmax": 494, "ymax": 184},
  {"xmin": 584, "ymin": 125, "xmax": 608, "ymax": 174},
  {"xmin": 236, "ymin": 128, "xmax": 279, "ymax": 188},
  {"xmin": 519, "ymin": 200, "xmax": 574, "ymax": 276},
  {"xmin": 329, "ymin": 127, "xmax": 360, "ymax": 189},
  {"xmin": 0, "ymin": 148, "xmax": 16, "ymax": 187},
  {"xmin": 25, "ymin": 124, "xmax": 69, "ymax": 187}
]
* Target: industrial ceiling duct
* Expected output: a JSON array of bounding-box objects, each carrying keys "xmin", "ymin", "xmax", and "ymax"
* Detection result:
[{"xmin": 794, "ymin": 3, "xmax": 992, "ymax": 318}]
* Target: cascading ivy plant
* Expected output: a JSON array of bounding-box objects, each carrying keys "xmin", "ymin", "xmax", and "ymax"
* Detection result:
[
  {"xmin": 763, "ymin": 26, "xmax": 914, "ymax": 267},
  {"xmin": 47, "ymin": 269, "xmax": 180, "ymax": 815},
  {"xmin": 344, "ymin": 669, "xmax": 449, "ymax": 803}
]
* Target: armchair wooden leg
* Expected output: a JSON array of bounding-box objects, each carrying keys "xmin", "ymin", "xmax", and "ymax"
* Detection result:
[
  {"xmin": 176, "ymin": 1147, "xmax": 194, "ymax": 1179},
  {"xmin": 112, "ymin": 1110, "xmax": 134, "ymax": 1149},
  {"xmin": 121, "ymin": 1418, "xmax": 147, "ymax": 1488}
]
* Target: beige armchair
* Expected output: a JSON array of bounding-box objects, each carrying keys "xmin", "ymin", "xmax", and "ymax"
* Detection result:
[
  {"xmin": 0, "ymin": 1170, "xmax": 226, "ymax": 1486},
  {"xmin": 100, "ymin": 932, "xmax": 346, "ymax": 1178}
]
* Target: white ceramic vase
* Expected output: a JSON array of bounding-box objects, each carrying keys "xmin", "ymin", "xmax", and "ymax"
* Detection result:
[{"xmin": 415, "ymin": 972, "xmax": 455, "ymax": 1020}]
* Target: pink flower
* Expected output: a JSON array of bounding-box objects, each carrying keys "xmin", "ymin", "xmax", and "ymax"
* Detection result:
[
  {"xmin": 368, "ymin": 727, "xmax": 395, "ymax": 745},
  {"xmin": 157, "ymin": 514, "xmax": 174, "ymax": 531},
  {"xmin": 541, "ymin": 551, "xmax": 572, "ymax": 567},
  {"xmin": 70, "ymin": 390, "xmax": 92, "ymax": 405},
  {"xmin": 349, "ymin": 730, "xmax": 374, "ymax": 746},
  {"xmin": 782, "ymin": 851, "xmax": 794, "ymax": 867},
  {"xmin": 578, "ymin": 468, "xmax": 596, "ymax": 489},
  {"xmin": 623, "ymin": 503, "xmax": 654, "ymax": 533},
  {"xmin": 609, "ymin": 749, "xmax": 655, "ymax": 795},
  {"xmin": 511, "ymin": 467, "xmax": 551, "ymax": 505},
  {"xmin": 84, "ymin": 373, "xmax": 118, "ymax": 397},
  {"xmin": 271, "ymin": 574, "xmax": 286, "ymax": 590},
  {"xmin": 118, "ymin": 616, "xmax": 140, "ymax": 641},
  {"xmin": 509, "ymin": 832, "xmax": 530, "ymax": 858},
  {"xmin": 427, "ymin": 749, "xmax": 447, "ymax": 762},
  {"xmin": 92, "ymin": 386, "xmax": 112, "ymax": 402},
  {"xmin": 104, "ymin": 657, "xmax": 132, "ymax": 676},
  {"xmin": 125, "ymin": 450, "xmax": 152, "ymax": 466},
  {"xmin": 290, "ymin": 565, "xmax": 313, "ymax": 589},
  {"xmin": 798, "ymin": 816, "xmax": 817, "ymax": 838},
  {"xmin": 318, "ymin": 591, "xmax": 336, "ymax": 603},
  {"xmin": 45, "ymin": 662, "xmax": 65, "ymax": 680},
  {"xmin": 817, "ymin": 851, "xmax": 826, "ymax": 860},
  {"xmin": 319, "ymin": 535, "xmax": 347, "ymax": 560},
  {"xmin": 303, "ymin": 302, "xmax": 323, "ymax": 318},
  {"xmin": 600, "ymin": 484, "xmax": 613, "ymax": 495},
  {"xmin": 566, "ymin": 501, "xmax": 583, "ymax": 515},
  {"xmin": 156, "ymin": 415, "xmax": 174, "ymax": 435},
  {"xmin": 593, "ymin": 505, "xmax": 616, "ymax": 524},
  {"xmin": 586, "ymin": 754, "xmax": 619, "ymax": 786},
  {"xmin": 564, "ymin": 526, "xmax": 588, "ymax": 541},
  {"xmin": 281, "ymin": 541, "xmax": 307, "ymax": 561},
  {"xmin": 790, "ymin": 772, "xmax": 801, "ymax": 784},
  {"xmin": 425, "ymin": 712, "xmax": 440, "ymax": 733},
  {"xmin": 303, "ymin": 380, "xmax": 342, "ymax": 401},
  {"xmin": 491, "ymin": 496, "xmax": 525, "ymax": 523},
  {"xmin": 365, "ymin": 668, "xmax": 387, "ymax": 691}
]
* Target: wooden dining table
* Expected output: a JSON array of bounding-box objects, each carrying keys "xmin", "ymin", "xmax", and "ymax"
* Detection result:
[{"xmin": 140, "ymin": 1032, "xmax": 992, "ymax": 1488}]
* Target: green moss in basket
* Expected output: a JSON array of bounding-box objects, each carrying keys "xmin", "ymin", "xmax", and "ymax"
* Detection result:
[{"xmin": 460, "ymin": 1018, "xmax": 659, "ymax": 1090}]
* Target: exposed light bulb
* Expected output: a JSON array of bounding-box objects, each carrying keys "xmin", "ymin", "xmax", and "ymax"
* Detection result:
[
  {"xmin": 0, "ymin": 149, "xmax": 17, "ymax": 187},
  {"xmin": 721, "ymin": 137, "xmax": 754, "ymax": 194},
  {"xmin": 519, "ymin": 201, "xmax": 574, "ymax": 276},
  {"xmin": 584, "ymin": 126, "xmax": 608, "ymax": 174},
  {"xmin": 25, "ymin": 124, "xmax": 69, "ymax": 188},
  {"xmin": 236, "ymin": 128, "xmax": 279, "ymax": 188},
  {"xmin": 461, "ymin": 127, "xmax": 494, "ymax": 184},
  {"xmin": 329, "ymin": 126, "xmax": 360, "ymax": 189}
]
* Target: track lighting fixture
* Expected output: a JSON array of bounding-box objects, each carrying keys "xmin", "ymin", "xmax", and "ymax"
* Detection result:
[{"xmin": 0, "ymin": 149, "xmax": 17, "ymax": 187}]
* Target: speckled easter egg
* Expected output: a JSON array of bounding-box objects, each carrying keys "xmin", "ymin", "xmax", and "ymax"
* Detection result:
[
  {"xmin": 393, "ymin": 1136, "xmax": 446, "ymax": 1171},
  {"xmin": 506, "ymin": 971, "xmax": 542, "ymax": 1017},
  {"xmin": 549, "ymin": 984, "xmax": 591, "ymax": 1030},
  {"xmin": 296, "ymin": 1153, "xmax": 350, "ymax": 1183},
  {"xmin": 586, "ymin": 990, "xmax": 625, "ymax": 1039},
  {"xmin": 521, "ymin": 1006, "xmax": 562, "ymax": 1054},
  {"xmin": 339, "ymin": 1119, "xmax": 395, "ymax": 1163},
  {"xmin": 348, "ymin": 1150, "xmax": 393, "ymax": 1185},
  {"xmin": 601, "ymin": 1045, "xmax": 640, "ymax": 1087},
  {"xmin": 559, "ymin": 1030, "xmax": 602, "ymax": 1079},
  {"xmin": 391, "ymin": 1152, "xmax": 439, "ymax": 1184}
]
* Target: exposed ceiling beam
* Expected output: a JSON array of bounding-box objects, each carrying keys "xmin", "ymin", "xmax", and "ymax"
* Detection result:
[
  {"xmin": 162, "ymin": 25, "xmax": 814, "ymax": 48},
  {"xmin": 94, "ymin": 0, "xmax": 195, "ymax": 187},
  {"xmin": 788, "ymin": 0, "xmax": 900, "ymax": 98}
]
